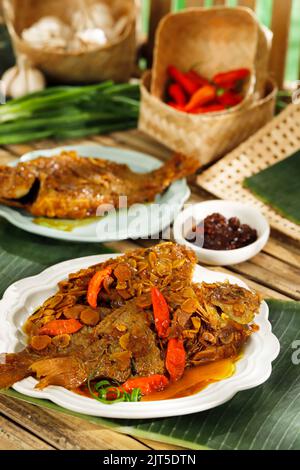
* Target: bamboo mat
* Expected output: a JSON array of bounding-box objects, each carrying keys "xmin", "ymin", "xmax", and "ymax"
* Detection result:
[{"xmin": 197, "ymin": 104, "xmax": 300, "ymax": 241}]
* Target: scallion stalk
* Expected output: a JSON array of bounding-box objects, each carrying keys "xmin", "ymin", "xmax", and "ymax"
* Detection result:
[{"xmin": 0, "ymin": 81, "xmax": 140, "ymax": 143}]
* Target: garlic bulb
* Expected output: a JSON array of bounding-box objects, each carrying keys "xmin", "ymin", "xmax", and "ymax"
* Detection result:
[
  {"xmin": 76, "ymin": 28, "xmax": 107, "ymax": 48},
  {"xmin": 1, "ymin": 56, "xmax": 46, "ymax": 99},
  {"xmin": 19, "ymin": 3, "xmax": 130, "ymax": 54},
  {"xmin": 22, "ymin": 16, "xmax": 71, "ymax": 51},
  {"xmin": 72, "ymin": 2, "xmax": 129, "ymax": 48}
]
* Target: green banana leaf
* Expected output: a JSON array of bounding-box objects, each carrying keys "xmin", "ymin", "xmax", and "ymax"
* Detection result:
[
  {"xmin": 244, "ymin": 150, "xmax": 300, "ymax": 225},
  {"xmin": 0, "ymin": 218, "xmax": 113, "ymax": 296}
]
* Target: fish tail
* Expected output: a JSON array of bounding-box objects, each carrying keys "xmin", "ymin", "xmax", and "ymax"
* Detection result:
[
  {"xmin": 0, "ymin": 352, "xmax": 34, "ymax": 389},
  {"xmin": 151, "ymin": 153, "xmax": 200, "ymax": 184}
]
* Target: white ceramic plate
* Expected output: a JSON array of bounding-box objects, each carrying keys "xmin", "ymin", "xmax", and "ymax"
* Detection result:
[
  {"xmin": 0, "ymin": 253, "xmax": 280, "ymax": 419},
  {"xmin": 0, "ymin": 145, "xmax": 190, "ymax": 242}
]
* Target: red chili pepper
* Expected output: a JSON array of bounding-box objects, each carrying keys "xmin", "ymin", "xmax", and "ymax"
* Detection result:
[
  {"xmin": 213, "ymin": 68, "xmax": 250, "ymax": 87},
  {"xmin": 166, "ymin": 101, "xmax": 185, "ymax": 111},
  {"xmin": 184, "ymin": 85, "xmax": 216, "ymax": 112},
  {"xmin": 166, "ymin": 338, "xmax": 186, "ymax": 382},
  {"xmin": 167, "ymin": 65, "xmax": 199, "ymax": 96},
  {"xmin": 185, "ymin": 70, "xmax": 210, "ymax": 88},
  {"xmin": 217, "ymin": 80, "xmax": 238, "ymax": 90},
  {"xmin": 87, "ymin": 267, "xmax": 113, "ymax": 308},
  {"xmin": 167, "ymin": 83, "xmax": 187, "ymax": 106},
  {"xmin": 151, "ymin": 287, "xmax": 170, "ymax": 338},
  {"xmin": 121, "ymin": 375, "xmax": 169, "ymax": 396},
  {"xmin": 189, "ymin": 103, "xmax": 226, "ymax": 114},
  {"xmin": 39, "ymin": 319, "xmax": 83, "ymax": 336},
  {"xmin": 217, "ymin": 90, "xmax": 243, "ymax": 107}
]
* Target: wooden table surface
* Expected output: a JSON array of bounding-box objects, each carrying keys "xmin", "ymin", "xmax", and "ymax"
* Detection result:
[{"xmin": 0, "ymin": 129, "xmax": 299, "ymax": 450}]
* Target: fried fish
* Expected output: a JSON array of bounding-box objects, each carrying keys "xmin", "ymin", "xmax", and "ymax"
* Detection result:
[
  {"xmin": 0, "ymin": 151, "xmax": 199, "ymax": 219},
  {"xmin": 0, "ymin": 243, "xmax": 260, "ymax": 392}
]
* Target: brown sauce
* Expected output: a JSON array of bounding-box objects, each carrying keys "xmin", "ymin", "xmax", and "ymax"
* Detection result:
[
  {"xmin": 75, "ymin": 357, "xmax": 237, "ymax": 402},
  {"xmin": 186, "ymin": 213, "xmax": 257, "ymax": 250}
]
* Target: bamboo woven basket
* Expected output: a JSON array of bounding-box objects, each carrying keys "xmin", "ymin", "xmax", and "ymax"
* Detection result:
[
  {"xmin": 139, "ymin": 71, "xmax": 277, "ymax": 165},
  {"xmin": 151, "ymin": 7, "xmax": 259, "ymax": 104},
  {"xmin": 139, "ymin": 6, "xmax": 275, "ymax": 166},
  {"xmin": 3, "ymin": 0, "xmax": 136, "ymax": 83}
]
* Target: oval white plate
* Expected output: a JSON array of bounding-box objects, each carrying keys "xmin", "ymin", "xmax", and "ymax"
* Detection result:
[
  {"xmin": 0, "ymin": 253, "xmax": 280, "ymax": 419},
  {"xmin": 0, "ymin": 145, "xmax": 190, "ymax": 243}
]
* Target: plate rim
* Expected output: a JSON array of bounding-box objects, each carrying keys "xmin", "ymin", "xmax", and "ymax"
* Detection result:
[
  {"xmin": 0, "ymin": 253, "xmax": 280, "ymax": 419},
  {"xmin": 0, "ymin": 145, "xmax": 190, "ymax": 242}
]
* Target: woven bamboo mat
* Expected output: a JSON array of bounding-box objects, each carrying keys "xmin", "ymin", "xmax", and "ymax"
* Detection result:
[{"xmin": 197, "ymin": 104, "xmax": 300, "ymax": 241}]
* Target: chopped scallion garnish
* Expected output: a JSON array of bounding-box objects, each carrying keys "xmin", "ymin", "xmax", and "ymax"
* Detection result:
[{"xmin": 87, "ymin": 376, "xmax": 141, "ymax": 405}]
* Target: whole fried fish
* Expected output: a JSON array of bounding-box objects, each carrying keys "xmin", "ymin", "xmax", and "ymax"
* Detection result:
[
  {"xmin": 0, "ymin": 151, "xmax": 199, "ymax": 219},
  {"xmin": 0, "ymin": 243, "xmax": 261, "ymax": 392}
]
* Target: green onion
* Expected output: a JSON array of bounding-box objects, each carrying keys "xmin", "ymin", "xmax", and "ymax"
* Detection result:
[
  {"xmin": 129, "ymin": 388, "xmax": 142, "ymax": 402},
  {"xmin": 0, "ymin": 81, "xmax": 140, "ymax": 143},
  {"xmin": 87, "ymin": 376, "xmax": 142, "ymax": 405}
]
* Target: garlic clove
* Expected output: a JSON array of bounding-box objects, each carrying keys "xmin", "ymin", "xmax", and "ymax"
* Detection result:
[
  {"xmin": 1, "ymin": 66, "xmax": 19, "ymax": 98},
  {"xmin": 9, "ymin": 66, "xmax": 28, "ymax": 98},
  {"xmin": 76, "ymin": 28, "xmax": 107, "ymax": 48},
  {"xmin": 1, "ymin": 60, "xmax": 46, "ymax": 99},
  {"xmin": 22, "ymin": 16, "xmax": 72, "ymax": 50},
  {"xmin": 26, "ymin": 69, "xmax": 46, "ymax": 94}
]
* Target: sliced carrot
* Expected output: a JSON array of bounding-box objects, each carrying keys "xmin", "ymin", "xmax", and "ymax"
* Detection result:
[
  {"xmin": 30, "ymin": 335, "xmax": 52, "ymax": 351},
  {"xmin": 80, "ymin": 308, "xmax": 100, "ymax": 326}
]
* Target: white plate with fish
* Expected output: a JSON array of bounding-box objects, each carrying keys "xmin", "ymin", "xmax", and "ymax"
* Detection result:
[
  {"xmin": 0, "ymin": 247, "xmax": 280, "ymax": 419},
  {"xmin": 0, "ymin": 145, "xmax": 191, "ymax": 242}
]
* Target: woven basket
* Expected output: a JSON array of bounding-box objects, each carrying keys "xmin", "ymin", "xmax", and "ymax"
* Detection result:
[
  {"xmin": 151, "ymin": 7, "xmax": 259, "ymax": 102},
  {"xmin": 139, "ymin": 6, "xmax": 275, "ymax": 166},
  {"xmin": 3, "ymin": 0, "xmax": 136, "ymax": 83},
  {"xmin": 139, "ymin": 71, "xmax": 277, "ymax": 166}
]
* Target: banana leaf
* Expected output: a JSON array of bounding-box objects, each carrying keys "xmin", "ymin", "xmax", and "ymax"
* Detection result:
[
  {"xmin": 0, "ymin": 218, "xmax": 113, "ymax": 296},
  {"xmin": 244, "ymin": 150, "xmax": 300, "ymax": 225}
]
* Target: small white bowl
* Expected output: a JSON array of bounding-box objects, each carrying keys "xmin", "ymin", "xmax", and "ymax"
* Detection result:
[{"xmin": 173, "ymin": 200, "xmax": 270, "ymax": 266}]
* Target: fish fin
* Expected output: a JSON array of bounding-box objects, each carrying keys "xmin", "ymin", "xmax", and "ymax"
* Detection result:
[{"xmin": 30, "ymin": 357, "xmax": 87, "ymax": 390}]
